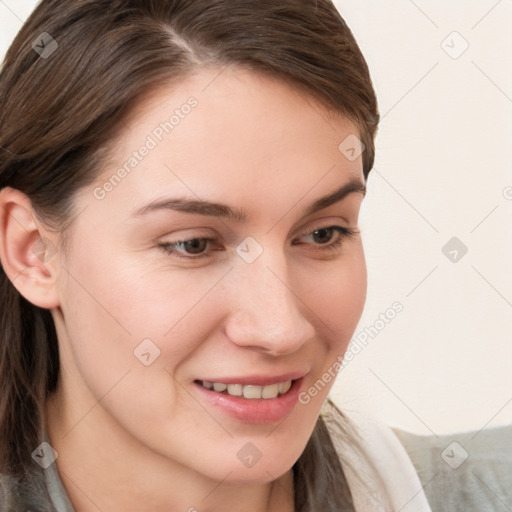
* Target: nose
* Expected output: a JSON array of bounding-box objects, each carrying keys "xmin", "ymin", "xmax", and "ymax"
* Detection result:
[{"xmin": 223, "ymin": 249, "xmax": 315, "ymax": 356}]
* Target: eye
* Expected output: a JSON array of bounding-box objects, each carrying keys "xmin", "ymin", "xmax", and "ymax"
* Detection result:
[
  {"xmin": 292, "ymin": 225, "xmax": 359, "ymax": 253},
  {"xmin": 157, "ymin": 225, "xmax": 359, "ymax": 260},
  {"xmin": 158, "ymin": 237, "xmax": 220, "ymax": 260}
]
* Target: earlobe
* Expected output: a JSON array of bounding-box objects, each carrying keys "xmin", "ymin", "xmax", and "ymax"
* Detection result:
[{"xmin": 0, "ymin": 186, "xmax": 61, "ymax": 309}]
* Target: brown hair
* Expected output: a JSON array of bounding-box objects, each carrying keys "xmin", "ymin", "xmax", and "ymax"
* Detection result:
[{"xmin": 0, "ymin": 0, "xmax": 379, "ymax": 509}]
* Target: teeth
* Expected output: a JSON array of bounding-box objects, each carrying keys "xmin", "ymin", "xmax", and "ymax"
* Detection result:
[
  {"xmin": 278, "ymin": 380, "xmax": 292, "ymax": 394},
  {"xmin": 227, "ymin": 384, "xmax": 243, "ymax": 396},
  {"xmin": 243, "ymin": 385, "xmax": 262, "ymax": 399},
  {"xmin": 261, "ymin": 383, "xmax": 279, "ymax": 399},
  {"xmin": 201, "ymin": 379, "xmax": 293, "ymax": 399}
]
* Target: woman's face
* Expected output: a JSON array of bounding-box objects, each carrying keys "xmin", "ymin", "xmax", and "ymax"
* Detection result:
[{"xmin": 49, "ymin": 67, "xmax": 367, "ymax": 484}]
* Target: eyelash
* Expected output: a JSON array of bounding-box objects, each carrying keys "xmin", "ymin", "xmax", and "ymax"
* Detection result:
[{"xmin": 157, "ymin": 225, "xmax": 359, "ymax": 260}]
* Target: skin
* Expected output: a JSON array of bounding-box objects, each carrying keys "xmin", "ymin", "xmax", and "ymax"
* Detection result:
[{"xmin": 0, "ymin": 67, "xmax": 367, "ymax": 511}]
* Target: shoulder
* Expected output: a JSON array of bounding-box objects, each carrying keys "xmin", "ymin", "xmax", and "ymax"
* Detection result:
[
  {"xmin": 321, "ymin": 402, "xmax": 432, "ymax": 512},
  {"xmin": 392, "ymin": 424, "xmax": 512, "ymax": 512}
]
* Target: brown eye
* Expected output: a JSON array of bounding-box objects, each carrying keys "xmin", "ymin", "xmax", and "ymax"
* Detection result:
[
  {"xmin": 158, "ymin": 237, "xmax": 217, "ymax": 259},
  {"xmin": 310, "ymin": 227, "xmax": 337, "ymax": 245},
  {"xmin": 293, "ymin": 225, "xmax": 358, "ymax": 252}
]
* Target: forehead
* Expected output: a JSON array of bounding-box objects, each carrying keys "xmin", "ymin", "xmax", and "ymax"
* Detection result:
[
  {"xmin": 86, "ymin": 67, "xmax": 364, "ymax": 220},
  {"xmin": 109, "ymin": 65, "xmax": 361, "ymax": 157}
]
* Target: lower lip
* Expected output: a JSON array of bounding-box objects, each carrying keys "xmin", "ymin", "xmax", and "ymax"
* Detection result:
[{"xmin": 194, "ymin": 378, "xmax": 304, "ymax": 424}]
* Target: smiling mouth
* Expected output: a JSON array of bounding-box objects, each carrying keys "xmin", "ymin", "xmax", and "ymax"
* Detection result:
[{"xmin": 195, "ymin": 379, "xmax": 293, "ymax": 399}]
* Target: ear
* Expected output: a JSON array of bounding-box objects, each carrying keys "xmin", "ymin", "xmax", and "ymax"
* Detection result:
[{"xmin": 0, "ymin": 186, "xmax": 61, "ymax": 309}]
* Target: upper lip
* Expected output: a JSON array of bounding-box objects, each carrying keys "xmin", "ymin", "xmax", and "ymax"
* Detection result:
[{"xmin": 195, "ymin": 370, "xmax": 308, "ymax": 386}]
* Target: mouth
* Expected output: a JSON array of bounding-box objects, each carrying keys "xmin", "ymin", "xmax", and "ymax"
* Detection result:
[{"xmin": 192, "ymin": 374, "xmax": 306, "ymax": 424}]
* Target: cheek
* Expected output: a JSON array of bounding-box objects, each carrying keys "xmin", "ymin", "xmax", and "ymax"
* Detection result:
[
  {"xmin": 57, "ymin": 243, "xmax": 229, "ymax": 397},
  {"xmin": 295, "ymin": 242, "xmax": 367, "ymax": 343},
  {"xmin": 292, "ymin": 245, "xmax": 366, "ymax": 405},
  {"xmin": 56, "ymin": 247, "xmax": 221, "ymax": 454}
]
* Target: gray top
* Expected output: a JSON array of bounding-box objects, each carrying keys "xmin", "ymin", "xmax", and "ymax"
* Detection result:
[
  {"xmin": 42, "ymin": 429, "xmax": 75, "ymax": 512},
  {"xmin": 0, "ymin": 430, "xmax": 75, "ymax": 512},
  {"xmin": 392, "ymin": 424, "xmax": 512, "ymax": 512}
]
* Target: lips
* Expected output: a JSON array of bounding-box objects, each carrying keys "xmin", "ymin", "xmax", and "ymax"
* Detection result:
[{"xmin": 193, "ymin": 372, "xmax": 307, "ymax": 424}]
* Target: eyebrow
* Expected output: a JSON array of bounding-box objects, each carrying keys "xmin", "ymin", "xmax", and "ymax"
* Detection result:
[{"xmin": 130, "ymin": 178, "xmax": 366, "ymax": 221}]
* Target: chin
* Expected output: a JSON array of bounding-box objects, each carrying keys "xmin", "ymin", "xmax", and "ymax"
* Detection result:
[
  {"xmin": 221, "ymin": 462, "xmax": 293, "ymax": 485},
  {"xmin": 204, "ymin": 442, "xmax": 302, "ymax": 485}
]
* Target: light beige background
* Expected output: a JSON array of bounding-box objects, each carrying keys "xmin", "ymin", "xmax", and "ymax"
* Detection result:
[{"xmin": 1, "ymin": 0, "xmax": 511, "ymax": 434}]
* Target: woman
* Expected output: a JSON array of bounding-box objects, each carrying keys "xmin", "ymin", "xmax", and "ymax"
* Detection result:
[{"xmin": 0, "ymin": 1, "xmax": 432, "ymax": 510}]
